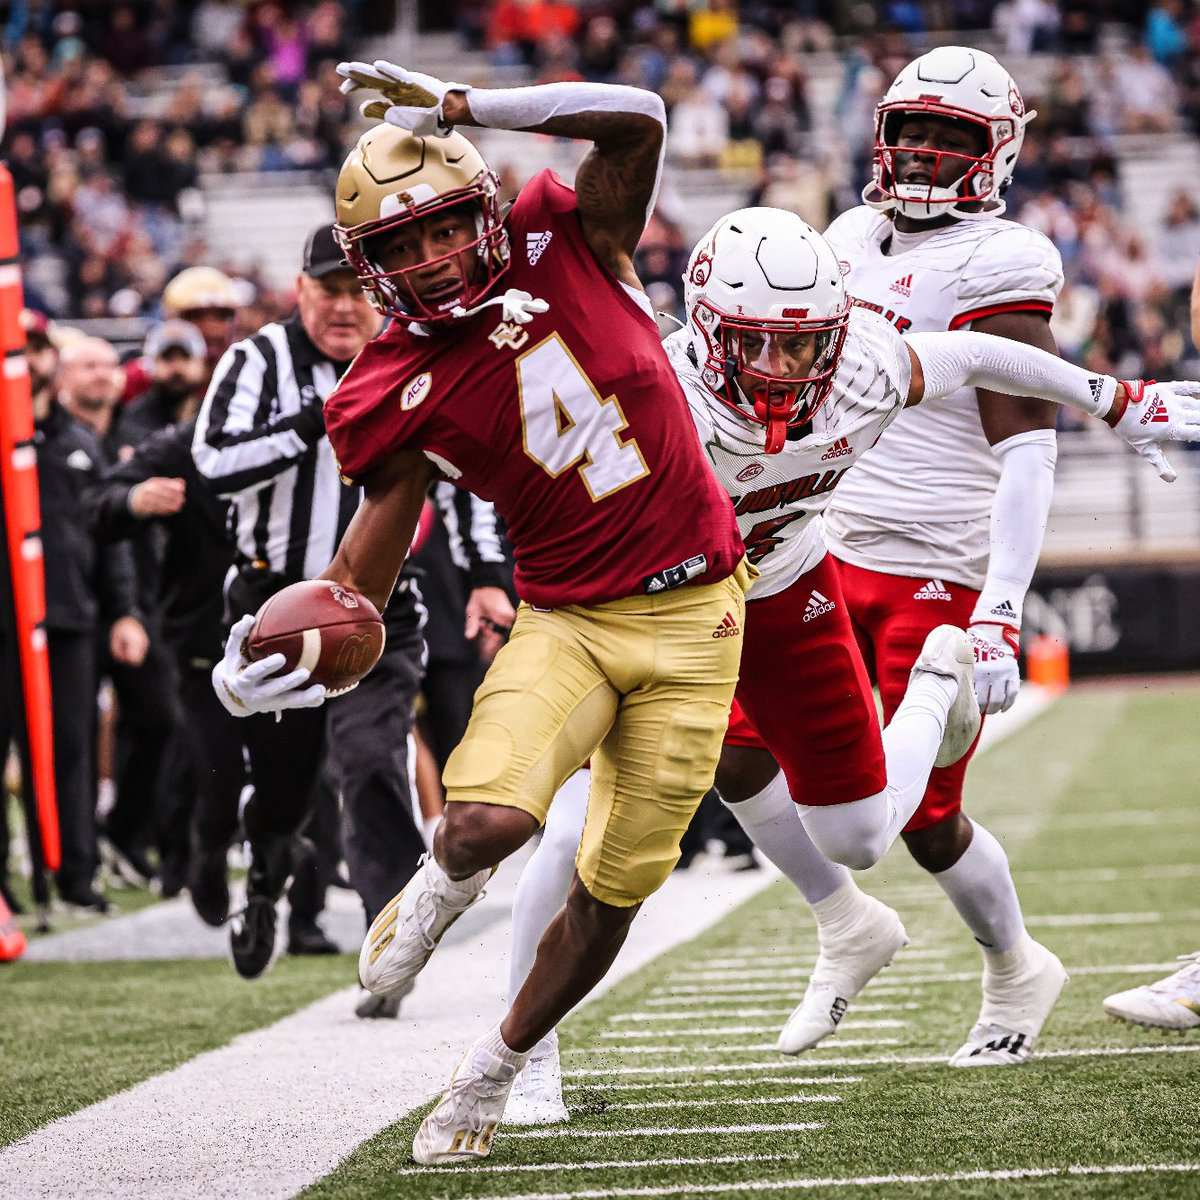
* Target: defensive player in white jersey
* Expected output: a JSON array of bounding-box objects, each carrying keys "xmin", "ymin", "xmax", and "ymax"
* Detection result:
[
  {"xmin": 503, "ymin": 205, "xmax": 1200, "ymax": 1123},
  {"xmin": 820, "ymin": 45, "xmax": 1084, "ymax": 1067}
]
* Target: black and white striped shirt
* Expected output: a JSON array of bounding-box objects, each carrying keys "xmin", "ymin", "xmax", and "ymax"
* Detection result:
[{"xmin": 192, "ymin": 316, "xmax": 356, "ymax": 581}]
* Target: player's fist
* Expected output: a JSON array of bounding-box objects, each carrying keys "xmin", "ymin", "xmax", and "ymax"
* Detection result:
[
  {"xmin": 967, "ymin": 621, "xmax": 1020, "ymax": 715},
  {"xmin": 212, "ymin": 615, "xmax": 327, "ymax": 718},
  {"xmin": 1111, "ymin": 379, "xmax": 1200, "ymax": 483},
  {"xmin": 336, "ymin": 61, "xmax": 469, "ymax": 138}
]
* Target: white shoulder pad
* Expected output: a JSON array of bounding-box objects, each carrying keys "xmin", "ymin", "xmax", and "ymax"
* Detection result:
[
  {"xmin": 663, "ymin": 328, "xmax": 715, "ymax": 435},
  {"xmin": 822, "ymin": 205, "xmax": 882, "ymax": 262},
  {"xmin": 951, "ymin": 223, "xmax": 1064, "ymax": 330}
]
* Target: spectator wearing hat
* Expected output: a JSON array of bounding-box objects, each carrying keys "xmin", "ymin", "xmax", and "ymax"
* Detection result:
[
  {"xmin": 162, "ymin": 266, "xmax": 241, "ymax": 381},
  {"xmin": 114, "ymin": 321, "xmax": 208, "ymax": 452}
]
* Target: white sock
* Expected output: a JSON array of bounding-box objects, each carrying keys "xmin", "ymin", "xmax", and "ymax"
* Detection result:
[
  {"xmin": 810, "ymin": 879, "xmax": 871, "ymax": 941},
  {"xmin": 932, "ymin": 820, "xmax": 1026, "ymax": 957},
  {"xmin": 723, "ymin": 771, "xmax": 849, "ymax": 905},
  {"xmin": 507, "ymin": 769, "xmax": 589, "ymax": 1054},
  {"xmin": 474, "ymin": 1022, "xmax": 530, "ymax": 1078},
  {"xmin": 880, "ymin": 671, "xmax": 957, "ymax": 845}
]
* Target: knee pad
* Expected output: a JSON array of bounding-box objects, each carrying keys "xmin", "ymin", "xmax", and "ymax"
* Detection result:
[{"xmin": 799, "ymin": 792, "xmax": 891, "ymax": 871}]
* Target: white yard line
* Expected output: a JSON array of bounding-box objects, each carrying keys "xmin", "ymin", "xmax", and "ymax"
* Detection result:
[
  {"xmin": 677, "ymin": 947, "xmax": 949, "ymax": 970},
  {"xmin": 464, "ymin": 1162, "xmax": 1200, "ymax": 1200},
  {"xmin": 863, "ymin": 961, "xmax": 1183, "ymax": 986},
  {"xmin": 1024, "ymin": 910, "xmax": 1200, "ymax": 928},
  {"xmin": 504, "ymin": 1122, "xmax": 827, "ymax": 1141},
  {"xmin": 599, "ymin": 1020, "xmax": 905, "ymax": 1038},
  {"xmin": 562, "ymin": 1076, "xmax": 864, "ymax": 1094},
  {"xmin": 563, "ymin": 1043, "xmax": 1200, "ymax": 1078},
  {"xmin": 605, "ymin": 1094, "xmax": 842, "ymax": 1110},
  {"xmin": 0, "ymin": 857, "xmax": 777, "ymax": 1200},
  {"xmin": 564, "ymin": 1038, "xmax": 901, "ymax": 1056},
  {"xmin": 653, "ymin": 981, "xmax": 926, "ymax": 996},
  {"xmin": 394, "ymin": 1153, "xmax": 806, "ymax": 1178},
  {"xmin": 624, "ymin": 1003, "xmax": 922, "ymax": 1017}
]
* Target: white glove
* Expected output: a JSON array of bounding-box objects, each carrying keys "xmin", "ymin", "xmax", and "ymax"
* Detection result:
[
  {"xmin": 1111, "ymin": 379, "xmax": 1200, "ymax": 483},
  {"xmin": 451, "ymin": 288, "xmax": 549, "ymax": 323},
  {"xmin": 967, "ymin": 621, "xmax": 1020, "ymax": 715},
  {"xmin": 212, "ymin": 615, "xmax": 327, "ymax": 718},
  {"xmin": 336, "ymin": 60, "xmax": 470, "ymax": 138}
]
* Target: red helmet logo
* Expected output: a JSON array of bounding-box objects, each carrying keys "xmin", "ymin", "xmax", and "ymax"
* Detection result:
[
  {"xmin": 1009, "ymin": 83, "xmax": 1025, "ymax": 117},
  {"xmin": 690, "ymin": 251, "xmax": 713, "ymax": 287}
]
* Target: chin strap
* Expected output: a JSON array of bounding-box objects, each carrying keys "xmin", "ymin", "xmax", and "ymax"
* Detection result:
[{"xmin": 450, "ymin": 288, "xmax": 549, "ymax": 324}]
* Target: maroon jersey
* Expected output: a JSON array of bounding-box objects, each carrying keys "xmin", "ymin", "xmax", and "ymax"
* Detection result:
[{"xmin": 325, "ymin": 170, "xmax": 743, "ymax": 608}]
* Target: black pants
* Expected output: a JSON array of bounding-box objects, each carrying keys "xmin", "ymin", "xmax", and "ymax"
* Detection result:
[
  {"xmin": 47, "ymin": 631, "xmax": 99, "ymax": 890},
  {"xmin": 106, "ymin": 638, "xmax": 180, "ymax": 853},
  {"xmin": 421, "ymin": 656, "xmax": 485, "ymax": 774},
  {"xmin": 232, "ymin": 575, "xmax": 427, "ymax": 924}
]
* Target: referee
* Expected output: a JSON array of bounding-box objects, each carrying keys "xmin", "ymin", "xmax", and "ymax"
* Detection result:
[{"xmin": 192, "ymin": 226, "xmax": 428, "ymax": 989}]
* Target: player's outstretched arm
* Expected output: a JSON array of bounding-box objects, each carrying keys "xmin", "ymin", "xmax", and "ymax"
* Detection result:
[
  {"xmin": 904, "ymin": 330, "xmax": 1200, "ymax": 482},
  {"xmin": 320, "ymin": 449, "xmax": 435, "ymax": 613},
  {"xmin": 337, "ymin": 62, "xmax": 665, "ymax": 284}
]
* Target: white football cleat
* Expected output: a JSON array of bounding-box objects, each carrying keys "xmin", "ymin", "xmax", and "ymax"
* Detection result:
[
  {"xmin": 949, "ymin": 936, "xmax": 1068, "ymax": 1067},
  {"xmin": 359, "ymin": 854, "xmax": 490, "ymax": 998},
  {"xmin": 412, "ymin": 1030, "xmax": 527, "ymax": 1164},
  {"xmin": 777, "ymin": 894, "xmax": 909, "ymax": 1054},
  {"xmin": 911, "ymin": 625, "xmax": 981, "ymax": 768},
  {"xmin": 505, "ymin": 1031, "xmax": 569, "ymax": 1126},
  {"xmin": 1103, "ymin": 952, "xmax": 1200, "ymax": 1031}
]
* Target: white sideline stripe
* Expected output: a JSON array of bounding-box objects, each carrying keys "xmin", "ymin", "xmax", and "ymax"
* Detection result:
[
  {"xmin": 466, "ymin": 1163, "xmax": 1200, "ymax": 1200},
  {"xmin": 563, "ymin": 1043, "xmax": 1200, "ymax": 1078},
  {"xmin": 563, "ymin": 1076, "xmax": 864, "ymax": 1094},
  {"xmin": 600, "ymin": 1020, "xmax": 905, "ymax": 1038},
  {"xmin": 505, "ymin": 1122, "xmax": 826, "ymax": 1141},
  {"xmin": 609, "ymin": 1003, "xmax": 916, "ymax": 1022},
  {"xmin": 394, "ymin": 1152, "xmax": 804, "ymax": 1178},
  {"xmin": 565, "ymin": 1039, "xmax": 901, "ymax": 1056},
  {"xmin": 609, "ymin": 1094, "xmax": 842, "ymax": 1110},
  {"xmin": 0, "ymin": 856, "xmax": 778, "ymax": 1200}
]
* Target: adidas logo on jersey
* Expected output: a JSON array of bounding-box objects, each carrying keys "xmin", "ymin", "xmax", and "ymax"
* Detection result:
[
  {"xmin": 526, "ymin": 231, "xmax": 553, "ymax": 265},
  {"xmin": 803, "ymin": 589, "xmax": 836, "ymax": 622},
  {"xmin": 914, "ymin": 579, "xmax": 953, "ymax": 601},
  {"xmin": 821, "ymin": 437, "xmax": 853, "ymax": 462},
  {"xmin": 889, "ymin": 273, "xmax": 914, "ymax": 299},
  {"xmin": 712, "ymin": 611, "xmax": 741, "ymax": 638}
]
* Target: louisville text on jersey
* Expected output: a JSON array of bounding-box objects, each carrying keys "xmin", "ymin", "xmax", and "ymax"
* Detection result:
[
  {"xmin": 730, "ymin": 467, "xmax": 849, "ymax": 517},
  {"xmin": 848, "ymin": 295, "xmax": 911, "ymax": 333}
]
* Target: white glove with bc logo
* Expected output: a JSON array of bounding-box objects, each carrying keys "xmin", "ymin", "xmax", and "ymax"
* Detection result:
[
  {"xmin": 336, "ymin": 61, "xmax": 469, "ymax": 137},
  {"xmin": 212, "ymin": 615, "xmax": 327, "ymax": 718}
]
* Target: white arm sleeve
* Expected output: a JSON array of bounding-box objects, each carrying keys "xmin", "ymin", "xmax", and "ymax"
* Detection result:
[
  {"xmin": 467, "ymin": 84, "xmax": 667, "ymax": 222},
  {"xmin": 908, "ymin": 330, "xmax": 1117, "ymax": 419},
  {"xmin": 970, "ymin": 430, "xmax": 1058, "ymax": 629}
]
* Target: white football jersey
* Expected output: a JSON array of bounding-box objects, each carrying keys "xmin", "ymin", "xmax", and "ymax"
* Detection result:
[
  {"xmin": 822, "ymin": 205, "xmax": 1063, "ymax": 589},
  {"xmin": 665, "ymin": 305, "xmax": 911, "ymax": 600}
]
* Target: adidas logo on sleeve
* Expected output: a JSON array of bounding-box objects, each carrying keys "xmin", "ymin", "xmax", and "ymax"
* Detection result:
[
  {"xmin": 914, "ymin": 579, "xmax": 953, "ymax": 601},
  {"xmin": 803, "ymin": 589, "xmax": 836, "ymax": 622},
  {"xmin": 526, "ymin": 231, "xmax": 553, "ymax": 265}
]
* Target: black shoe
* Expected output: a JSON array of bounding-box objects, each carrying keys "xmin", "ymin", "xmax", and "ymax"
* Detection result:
[
  {"xmin": 229, "ymin": 895, "xmax": 278, "ymax": 979},
  {"xmin": 287, "ymin": 919, "xmax": 339, "ymax": 956},
  {"xmin": 159, "ymin": 847, "xmax": 188, "ymax": 900},
  {"xmin": 58, "ymin": 880, "xmax": 110, "ymax": 913},
  {"xmin": 188, "ymin": 844, "xmax": 230, "ymax": 927},
  {"xmin": 229, "ymin": 835, "xmax": 294, "ymax": 979},
  {"xmin": 354, "ymin": 985, "xmax": 409, "ymax": 1019}
]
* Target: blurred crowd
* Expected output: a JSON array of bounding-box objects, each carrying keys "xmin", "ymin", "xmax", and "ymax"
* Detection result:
[
  {"xmin": 2, "ymin": 0, "xmax": 369, "ymax": 322},
  {"xmin": 468, "ymin": 0, "xmax": 1200, "ymax": 384}
]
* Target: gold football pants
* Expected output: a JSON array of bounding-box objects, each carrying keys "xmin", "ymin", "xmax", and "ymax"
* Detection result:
[{"xmin": 442, "ymin": 560, "xmax": 753, "ymax": 905}]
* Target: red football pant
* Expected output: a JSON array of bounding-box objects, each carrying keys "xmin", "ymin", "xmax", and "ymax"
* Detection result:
[
  {"xmin": 732, "ymin": 554, "xmax": 888, "ymax": 808},
  {"xmin": 833, "ymin": 556, "xmax": 983, "ymax": 832}
]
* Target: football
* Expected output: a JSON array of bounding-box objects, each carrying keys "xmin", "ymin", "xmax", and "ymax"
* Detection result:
[{"xmin": 245, "ymin": 579, "xmax": 385, "ymax": 696}]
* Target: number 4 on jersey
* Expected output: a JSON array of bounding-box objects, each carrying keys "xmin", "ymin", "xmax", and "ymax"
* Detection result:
[{"xmin": 517, "ymin": 333, "xmax": 649, "ymax": 501}]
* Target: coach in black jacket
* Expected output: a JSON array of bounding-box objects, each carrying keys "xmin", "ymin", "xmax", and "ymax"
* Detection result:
[{"xmin": 27, "ymin": 338, "xmax": 146, "ymax": 909}]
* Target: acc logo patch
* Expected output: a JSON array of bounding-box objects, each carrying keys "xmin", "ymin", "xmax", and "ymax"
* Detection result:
[
  {"xmin": 400, "ymin": 372, "xmax": 432, "ymax": 411},
  {"xmin": 736, "ymin": 462, "xmax": 765, "ymax": 482}
]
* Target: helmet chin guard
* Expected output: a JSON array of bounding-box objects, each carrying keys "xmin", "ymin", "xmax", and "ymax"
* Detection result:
[
  {"xmin": 683, "ymin": 208, "xmax": 850, "ymax": 454},
  {"xmin": 865, "ymin": 46, "xmax": 1035, "ymax": 223}
]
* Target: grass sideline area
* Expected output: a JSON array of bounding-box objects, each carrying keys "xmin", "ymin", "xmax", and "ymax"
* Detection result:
[
  {"xmin": 2, "ymin": 682, "xmax": 1198, "ymax": 1197},
  {"xmin": 305, "ymin": 685, "xmax": 1200, "ymax": 1199}
]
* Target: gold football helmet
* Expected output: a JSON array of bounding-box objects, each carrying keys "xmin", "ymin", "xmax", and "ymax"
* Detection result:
[{"xmin": 334, "ymin": 125, "xmax": 509, "ymax": 323}]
